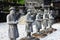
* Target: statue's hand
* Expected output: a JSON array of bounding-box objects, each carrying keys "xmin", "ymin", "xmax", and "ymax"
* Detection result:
[{"xmin": 7, "ymin": 21, "xmax": 18, "ymax": 24}]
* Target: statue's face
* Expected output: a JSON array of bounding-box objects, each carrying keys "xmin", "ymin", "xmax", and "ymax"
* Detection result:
[
  {"xmin": 38, "ymin": 10, "xmax": 41, "ymax": 13},
  {"xmin": 44, "ymin": 10, "xmax": 48, "ymax": 14},
  {"xmin": 10, "ymin": 9, "xmax": 16, "ymax": 14},
  {"xmin": 37, "ymin": 10, "xmax": 42, "ymax": 14}
]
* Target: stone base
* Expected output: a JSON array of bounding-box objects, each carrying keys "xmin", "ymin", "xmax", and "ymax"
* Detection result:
[
  {"xmin": 32, "ymin": 28, "xmax": 57, "ymax": 38},
  {"xmin": 41, "ymin": 30, "xmax": 48, "ymax": 34},
  {"xmin": 52, "ymin": 28, "xmax": 57, "ymax": 31},
  {"xmin": 32, "ymin": 33, "xmax": 47, "ymax": 38},
  {"xmin": 20, "ymin": 37, "xmax": 39, "ymax": 40},
  {"xmin": 47, "ymin": 28, "xmax": 53, "ymax": 34},
  {"xmin": 47, "ymin": 28, "xmax": 57, "ymax": 34},
  {"xmin": 41, "ymin": 33, "xmax": 47, "ymax": 37}
]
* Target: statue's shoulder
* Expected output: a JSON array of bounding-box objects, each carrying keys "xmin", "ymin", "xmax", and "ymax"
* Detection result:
[
  {"xmin": 7, "ymin": 14, "xmax": 10, "ymax": 17},
  {"xmin": 26, "ymin": 13, "xmax": 31, "ymax": 17},
  {"xmin": 7, "ymin": 14, "xmax": 12, "ymax": 18}
]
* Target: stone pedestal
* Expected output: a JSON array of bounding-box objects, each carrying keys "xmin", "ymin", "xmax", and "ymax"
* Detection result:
[
  {"xmin": 47, "ymin": 28, "xmax": 57, "ymax": 34},
  {"xmin": 32, "ymin": 32, "xmax": 47, "ymax": 38}
]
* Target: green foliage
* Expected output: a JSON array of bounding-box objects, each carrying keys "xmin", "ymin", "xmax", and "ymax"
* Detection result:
[
  {"xmin": 1, "ymin": 0, "xmax": 25, "ymax": 4},
  {"xmin": 18, "ymin": 0, "xmax": 25, "ymax": 4}
]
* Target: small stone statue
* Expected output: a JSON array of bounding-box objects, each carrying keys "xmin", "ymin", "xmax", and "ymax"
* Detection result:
[
  {"xmin": 43, "ymin": 9, "xmax": 49, "ymax": 31},
  {"xmin": 26, "ymin": 9, "xmax": 34, "ymax": 38},
  {"xmin": 35, "ymin": 10, "xmax": 43, "ymax": 34},
  {"xmin": 25, "ymin": 8, "xmax": 39, "ymax": 40},
  {"xmin": 48, "ymin": 10, "xmax": 54, "ymax": 28},
  {"xmin": 47, "ymin": 10, "xmax": 56, "ymax": 33},
  {"xmin": 7, "ymin": 7, "xmax": 19, "ymax": 40}
]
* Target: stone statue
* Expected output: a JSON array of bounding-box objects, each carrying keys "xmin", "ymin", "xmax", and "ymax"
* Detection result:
[
  {"xmin": 35, "ymin": 10, "xmax": 43, "ymax": 34},
  {"xmin": 7, "ymin": 7, "xmax": 19, "ymax": 40},
  {"xmin": 26, "ymin": 9, "xmax": 34, "ymax": 38},
  {"xmin": 43, "ymin": 9, "xmax": 49, "ymax": 31},
  {"xmin": 48, "ymin": 10, "xmax": 54, "ymax": 28}
]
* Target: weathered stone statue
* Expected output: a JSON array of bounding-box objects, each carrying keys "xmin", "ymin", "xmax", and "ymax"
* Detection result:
[
  {"xmin": 35, "ymin": 10, "xmax": 43, "ymax": 34},
  {"xmin": 48, "ymin": 10, "xmax": 54, "ymax": 28},
  {"xmin": 7, "ymin": 7, "xmax": 19, "ymax": 40},
  {"xmin": 47, "ymin": 10, "xmax": 56, "ymax": 33},
  {"xmin": 26, "ymin": 6, "xmax": 37, "ymax": 37},
  {"xmin": 20, "ymin": 7, "xmax": 39, "ymax": 40},
  {"xmin": 26, "ymin": 9, "xmax": 34, "ymax": 38},
  {"xmin": 43, "ymin": 9, "xmax": 49, "ymax": 32}
]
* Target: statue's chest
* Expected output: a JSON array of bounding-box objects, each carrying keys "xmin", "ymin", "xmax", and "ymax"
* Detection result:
[
  {"xmin": 29, "ymin": 15, "xmax": 33, "ymax": 20},
  {"xmin": 10, "ymin": 14, "xmax": 17, "ymax": 21},
  {"xmin": 45, "ymin": 14, "xmax": 49, "ymax": 18},
  {"xmin": 38, "ymin": 14, "xmax": 43, "ymax": 19}
]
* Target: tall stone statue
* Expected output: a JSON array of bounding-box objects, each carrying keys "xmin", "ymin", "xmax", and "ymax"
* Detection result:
[
  {"xmin": 48, "ymin": 10, "xmax": 54, "ymax": 28},
  {"xmin": 35, "ymin": 10, "xmax": 43, "ymax": 34},
  {"xmin": 26, "ymin": 6, "xmax": 37, "ymax": 37},
  {"xmin": 47, "ymin": 10, "xmax": 55, "ymax": 33},
  {"xmin": 7, "ymin": 7, "xmax": 19, "ymax": 40},
  {"xmin": 43, "ymin": 9, "xmax": 49, "ymax": 31},
  {"xmin": 26, "ymin": 9, "xmax": 34, "ymax": 38}
]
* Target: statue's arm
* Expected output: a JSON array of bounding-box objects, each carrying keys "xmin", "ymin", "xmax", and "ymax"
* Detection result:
[{"xmin": 7, "ymin": 15, "xmax": 18, "ymax": 24}]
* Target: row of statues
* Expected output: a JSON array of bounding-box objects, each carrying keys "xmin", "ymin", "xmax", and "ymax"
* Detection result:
[
  {"xmin": 7, "ymin": 6, "xmax": 56, "ymax": 40},
  {"xmin": 26, "ymin": 7, "xmax": 54, "ymax": 39}
]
